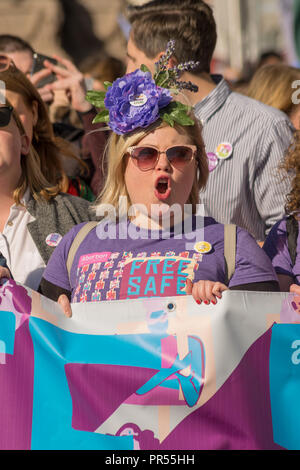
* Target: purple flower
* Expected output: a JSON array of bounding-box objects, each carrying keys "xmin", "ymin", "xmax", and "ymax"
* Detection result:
[{"xmin": 104, "ymin": 69, "xmax": 172, "ymax": 135}]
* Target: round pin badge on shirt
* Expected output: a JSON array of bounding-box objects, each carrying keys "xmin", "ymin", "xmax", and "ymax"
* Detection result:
[
  {"xmin": 207, "ymin": 152, "xmax": 219, "ymax": 172},
  {"xmin": 215, "ymin": 142, "xmax": 233, "ymax": 160},
  {"xmin": 194, "ymin": 241, "xmax": 212, "ymax": 254},
  {"xmin": 45, "ymin": 233, "xmax": 63, "ymax": 247}
]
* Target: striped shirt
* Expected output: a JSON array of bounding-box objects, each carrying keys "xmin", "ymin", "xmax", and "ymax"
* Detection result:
[{"xmin": 194, "ymin": 76, "xmax": 294, "ymax": 241}]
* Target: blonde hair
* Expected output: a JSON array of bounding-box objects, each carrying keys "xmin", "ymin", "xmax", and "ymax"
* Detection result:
[
  {"xmin": 95, "ymin": 117, "xmax": 208, "ymax": 216},
  {"xmin": 246, "ymin": 64, "xmax": 300, "ymax": 117}
]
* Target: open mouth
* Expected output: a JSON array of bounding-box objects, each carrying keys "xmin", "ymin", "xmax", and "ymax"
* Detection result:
[
  {"xmin": 156, "ymin": 178, "xmax": 169, "ymax": 194},
  {"xmin": 155, "ymin": 177, "xmax": 171, "ymax": 200}
]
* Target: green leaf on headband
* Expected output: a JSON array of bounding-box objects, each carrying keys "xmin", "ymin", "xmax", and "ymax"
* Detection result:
[
  {"xmin": 160, "ymin": 112, "xmax": 175, "ymax": 127},
  {"xmin": 140, "ymin": 64, "xmax": 151, "ymax": 74},
  {"xmin": 159, "ymin": 102, "xmax": 195, "ymax": 127},
  {"xmin": 171, "ymin": 111, "xmax": 194, "ymax": 126},
  {"xmin": 166, "ymin": 102, "xmax": 195, "ymax": 126},
  {"xmin": 103, "ymin": 81, "xmax": 112, "ymax": 90},
  {"xmin": 155, "ymin": 70, "xmax": 170, "ymax": 88},
  {"xmin": 86, "ymin": 90, "xmax": 106, "ymax": 108},
  {"xmin": 92, "ymin": 109, "xmax": 110, "ymax": 124}
]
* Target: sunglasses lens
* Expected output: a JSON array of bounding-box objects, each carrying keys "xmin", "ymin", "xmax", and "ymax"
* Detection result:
[
  {"xmin": 130, "ymin": 146, "xmax": 195, "ymax": 171},
  {"xmin": 0, "ymin": 107, "xmax": 12, "ymax": 127},
  {"xmin": 166, "ymin": 146, "xmax": 193, "ymax": 168},
  {"xmin": 0, "ymin": 55, "xmax": 10, "ymax": 72},
  {"xmin": 132, "ymin": 147, "xmax": 158, "ymax": 170}
]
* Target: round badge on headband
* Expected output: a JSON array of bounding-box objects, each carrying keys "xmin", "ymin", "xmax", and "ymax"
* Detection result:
[
  {"xmin": 215, "ymin": 143, "xmax": 233, "ymax": 160},
  {"xmin": 46, "ymin": 233, "xmax": 62, "ymax": 247},
  {"xmin": 129, "ymin": 93, "xmax": 148, "ymax": 107}
]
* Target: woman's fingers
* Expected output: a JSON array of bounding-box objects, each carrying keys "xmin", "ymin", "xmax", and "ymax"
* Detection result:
[
  {"xmin": 43, "ymin": 57, "xmax": 82, "ymax": 82},
  {"xmin": 212, "ymin": 282, "xmax": 228, "ymax": 299},
  {"xmin": 290, "ymin": 284, "xmax": 300, "ymax": 296},
  {"xmin": 0, "ymin": 267, "xmax": 11, "ymax": 285},
  {"xmin": 57, "ymin": 294, "xmax": 72, "ymax": 318},
  {"xmin": 30, "ymin": 68, "xmax": 52, "ymax": 86},
  {"xmin": 37, "ymin": 85, "xmax": 54, "ymax": 103},
  {"xmin": 51, "ymin": 54, "xmax": 78, "ymax": 73},
  {"xmin": 191, "ymin": 280, "xmax": 229, "ymax": 305},
  {"xmin": 43, "ymin": 60, "xmax": 71, "ymax": 79},
  {"xmin": 0, "ymin": 267, "xmax": 10, "ymax": 278},
  {"xmin": 185, "ymin": 277, "xmax": 193, "ymax": 295}
]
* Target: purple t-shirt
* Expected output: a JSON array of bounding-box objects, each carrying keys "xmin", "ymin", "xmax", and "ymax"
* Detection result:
[
  {"xmin": 263, "ymin": 217, "xmax": 300, "ymax": 283},
  {"xmin": 43, "ymin": 217, "xmax": 277, "ymax": 303}
]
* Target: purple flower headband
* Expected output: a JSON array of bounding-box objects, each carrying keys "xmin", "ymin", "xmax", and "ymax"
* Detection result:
[{"xmin": 86, "ymin": 40, "xmax": 200, "ymax": 135}]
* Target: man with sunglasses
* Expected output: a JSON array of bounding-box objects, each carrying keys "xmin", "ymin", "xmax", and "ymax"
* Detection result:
[
  {"xmin": 125, "ymin": 0, "xmax": 294, "ymax": 243},
  {"xmin": 0, "ymin": 35, "xmax": 55, "ymax": 103},
  {"xmin": 0, "ymin": 37, "xmax": 105, "ymax": 195}
]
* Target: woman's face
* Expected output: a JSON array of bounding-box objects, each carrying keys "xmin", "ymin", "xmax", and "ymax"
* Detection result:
[
  {"xmin": 0, "ymin": 107, "xmax": 29, "ymax": 184},
  {"xmin": 5, "ymin": 90, "xmax": 37, "ymax": 142},
  {"xmin": 124, "ymin": 125, "xmax": 197, "ymax": 223}
]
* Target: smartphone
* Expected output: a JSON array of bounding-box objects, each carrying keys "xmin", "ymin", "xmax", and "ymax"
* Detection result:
[{"xmin": 31, "ymin": 53, "xmax": 58, "ymax": 88}]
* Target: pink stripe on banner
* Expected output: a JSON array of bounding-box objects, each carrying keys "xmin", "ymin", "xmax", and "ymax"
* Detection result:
[
  {"xmin": 78, "ymin": 252, "xmax": 112, "ymax": 267},
  {"xmin": 65, "ymin": 363, "xmax": 158, "ymax": 432},
  {"xmin": 0, "ymin": 320, "xmax": 34, "ymax": 450}
]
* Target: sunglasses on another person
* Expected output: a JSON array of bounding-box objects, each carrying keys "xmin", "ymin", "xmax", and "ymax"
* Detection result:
[
  {"xmin": 0, "ymin": 106, "xmax": 13, "ymax": 127},
  {"xmin": 127, "ymin": 144, "xmax": 197, "ymax": 171},
  {"xmin": 0, "ymin": 55, "xmax": 15, "ymax": 72},
  {"xmin": 0, "ymin": 55, "xmax": 16, "ymax": 127}
]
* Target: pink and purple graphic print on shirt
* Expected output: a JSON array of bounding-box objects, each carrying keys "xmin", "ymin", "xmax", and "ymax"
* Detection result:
[{"xmin": 73, "ymin": 251, "xmax": 199, "ymax": 303}]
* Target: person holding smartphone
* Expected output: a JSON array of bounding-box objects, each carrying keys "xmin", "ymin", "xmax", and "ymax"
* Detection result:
[
  {"xmin": 0, "ymin": 35, "xmax": 57, "ymax": 103},
  {"xmin": 0, "ymin": 58, "xmax": 97, "ymax": 290},
  {"xmin": 0, "ymin": 35, "xmax": 107, "ymax": 195}
]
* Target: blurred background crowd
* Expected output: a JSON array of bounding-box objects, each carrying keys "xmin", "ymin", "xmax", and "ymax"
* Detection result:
[{"xmin": 1, "ymin": 0, "xmax": 300, "ymax": 88}]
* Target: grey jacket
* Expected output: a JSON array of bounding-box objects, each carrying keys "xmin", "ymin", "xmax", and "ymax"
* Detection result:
[{"xmin": 26, "ymin": 193, "xmax": 96, "ymax": 264}]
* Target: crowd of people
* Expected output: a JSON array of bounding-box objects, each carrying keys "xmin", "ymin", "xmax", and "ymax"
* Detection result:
[{"xmin": 0, "ymin": 0, "xmax": 299, "ymax": 315}]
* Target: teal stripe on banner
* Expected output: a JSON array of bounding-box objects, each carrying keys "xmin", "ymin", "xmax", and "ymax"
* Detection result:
[
  {"xmin": 0, "ymin": 310, "xmax": 15, "ymax": 355},
  {"xmin": 270, "ymin": 324, "xmax": 300, "ymax": 450}
]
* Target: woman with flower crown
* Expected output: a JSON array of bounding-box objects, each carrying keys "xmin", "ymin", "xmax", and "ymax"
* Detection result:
[{"xmin": 39, "ymin": 43, "xmax": 279, "ymax": 314}]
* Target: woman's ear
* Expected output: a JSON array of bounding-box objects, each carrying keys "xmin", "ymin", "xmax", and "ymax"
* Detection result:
[
  {"xmin": 21, "ymin": 133, "xmax": 30, "ymax": 156},
  {"xmin": 155, "ymin": 51, "xmax": 178, "ymax": 69},
  {"xmin": 31, "ymin": 100, "xmax": 38, "ymax": 127}
]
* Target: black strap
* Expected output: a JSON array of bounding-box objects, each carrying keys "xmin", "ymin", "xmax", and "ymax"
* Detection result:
[
  {"xmin": 39, "ymin": 278, "xmax": 71, "ymax": 302},
  {"xmin": 286, "ymin": 215, "xmax": 299, "ymax": 266},
  {"xmin": 229, "ymin": 280, "xmax": 279, "ymax": 292}
]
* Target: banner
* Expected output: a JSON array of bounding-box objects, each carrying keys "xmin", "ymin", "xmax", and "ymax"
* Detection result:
[{"xmin": 0, "ymin": 280, "xmax": 299, "ymax": 450}]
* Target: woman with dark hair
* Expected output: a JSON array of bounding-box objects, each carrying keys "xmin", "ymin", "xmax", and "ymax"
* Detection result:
[
  {"xmin": 0, "ymin": 57, "xmax": 94, "ymax": 200},
  {"xmin": 0, "ymin": 58, "xmax": 96, "ymax": 290}
]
